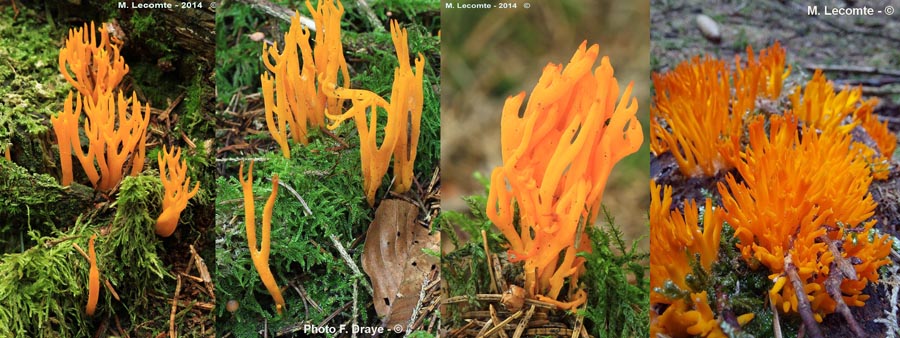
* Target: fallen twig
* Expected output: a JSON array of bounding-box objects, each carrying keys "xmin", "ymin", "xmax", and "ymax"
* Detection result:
[
  {"xmin": 271, "ymin": 178, "xmax": 312, "ymax": 216},
  {"xmin": 241, "ymin": 0, "xmax": 316, "ymax": 29},
  {"xmin": 405, "ymin": 271, "xmax": 431, "ymax": 335},
  {"xmin": 352, "ymin": 279, "xmax": 358, "ymax": 338},
  {"xmin": 318, "ymin": 301, "xmax": 353, "ymax": 328},
  {"xmin": 511, "ymin": 305, "xmax": 535, "ymax": 338},
  {"xmin": 482, "ymin": 309, "xmax": 523, "ymax": 337},
  {"xmin": 189, "ymin": 245, "xmax": 215, "ymax": 299},
  {"xmin": 785, "ymin": 254, "xmax": 824, "ymax": 338},
  {"xmin": 170, "ymin": 275, "xmax": 182, "ymax": 338},
  {"xmin": 804, "ymin": 64, "xmax": 900, "ymax": 77},
  {"xmin": 488, "ymin": 304, "xmax": 509, "ymax": 338},
  {"xmin": 443, "ymin": 294, "xmax": 557, "ymax": 310},
  {"xmin": 353, "ymin": 0, "xmax": 384, "ymax": 32},
  {"xmin": 824, "ymin": 262, "xmax": 865, "ymax": 337},
  {"xmin": 482, "ymin": 230, "xmax": 498, "ymax": 294},
  {"xmin": 771, "ymin": 299, "xmax": 783, "ymax": 338},
  {"xmin": 328, "ymin": 234, "xmax": 373, "ymax": 295}
]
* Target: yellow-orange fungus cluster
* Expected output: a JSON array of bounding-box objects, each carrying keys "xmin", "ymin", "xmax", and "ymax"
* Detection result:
[
  {"xmin": 239, "ymin": 162, "xmax": 286, "ymax": 315},
  {"xmin": 52, "ymin": 21, "xmax": 150, "ymax": 191},
  {"xmin": 718, "ymin": 115, "xmax": 891, "ymax": 321},
  {"xmin": 485, "ymin": 42, "xmax": 642, "ymax": 309},
  {"xmin": 325, "ymin": 20, "xmax": 424, "ymax": 205},
  {"xmin": 652, "ymin": 43, "xmax": 898, "ymax": 334},
  {"xmin": 651, "ymin": 43, "xmax": 790, "ymax": 177},
  {"xmin": 790, "ymin": 69, "xmax": 894, "ymax": 179},
  {"xmin": 261, "ymin": 0, "xmax": 349, "ymax": 155},
  {"xmin": 59, "ymin": 22, "xmax": 128, "ymax": 105},
  {"xmin": 654, "ymin": 42, "xmax": 896, "ymax": 181},
  {"xmin": 52, "ymin": 90, "xmax": 150, "ymax": 191},
  {"xmin": 650, "ymin": 181, "xmax": 754, "ymax": 337},
  {"xmin": 155, "ymin": 146, "xmax": 201, "ymax": 237}
]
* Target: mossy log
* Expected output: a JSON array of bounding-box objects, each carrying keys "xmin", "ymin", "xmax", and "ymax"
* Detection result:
[
  {"xmin": 0, "ymin": 159, "xmax": 93, "ymax": 233},
  {"xmin": 53, "ymin": 0, "xmax": 215, "ymax": 64}
]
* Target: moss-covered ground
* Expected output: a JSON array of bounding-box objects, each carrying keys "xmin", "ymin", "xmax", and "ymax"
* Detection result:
[{"xmin": 214, "ymin": 0, "xmax": 439, "ymax": 336}]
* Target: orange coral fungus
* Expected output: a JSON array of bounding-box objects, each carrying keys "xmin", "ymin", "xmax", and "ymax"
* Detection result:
[
  {"xmin": 855, "ymin": 104, "xmax": 895, "ymax": 179},
  {"xmin": 485, "ymin": 42, "xmax": 642, "ymax": 309},
  {"xmin": 651, "ymin": 44, "xmax": 790, "ymax": 177},
  {"xmin": 386, "ymin": 20, "xmax": 425, "ymax": 193},
  {"xmin": 86, "ymin": 234, "xmax": 99, "ymax": 316},
  {"xmin": 649, "ymin": 181, "xmax": 721, "ymax": 303},
  {"xmin": 51, "ymin": 90, "xmax": 150, "ymax": 190},
  {"xmin": 59, "ymin": 21, "xmax": 128, "ymax": 105},
  {"xmin": 717, "ymin": 114, "xmax": 891, "ymax": 320},
  {"xmin": 155, "ymin": 146, "xmax": 201, "ymax": 237},
  {"xmin": 650, "ymin": 56, "xmax": 737, "ymax": 176},
  {"xmin": 649, "ymin": 181, "xmax": 754, "ymax": 338},
  {"xmin": 732, "ymin": 42, "xmax": 790, "ymax": 118},
  {"xmin": 325, "ymin": 20, "xmax": 424, "ymax": 205},
  {"xmin": 791, "ymin": 69, "xmax": 895, "ymax": 179},
  {"xmin": 239, "ymin": 162, "xmax": 286, "ymax": 314},
  {"xmin": 261, "ymin": 0, "xmax": 350, "ymax": 155},
  {"xmin": 60, "ymin": 90, "xmax": 149, "ymax": 191},
  {"xmin": 791, "ymin": 70, "xmax": 863, "ymax": 135},
  {"xmin": 856, "ymin": 102, "xmax": 896, "ymax": 160}
]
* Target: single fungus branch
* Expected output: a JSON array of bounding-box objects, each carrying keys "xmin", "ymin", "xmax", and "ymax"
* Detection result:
[
  {"xmin": 239, "ymin": 162, "xmax": 286, "ymax": 314},
  {"xmin": 86, "ymin": 234, "xmax": 100, "ymax": 316},
  {"xmin": 50, "ymin": 92, "xmax": 83, "ymax": 186}
]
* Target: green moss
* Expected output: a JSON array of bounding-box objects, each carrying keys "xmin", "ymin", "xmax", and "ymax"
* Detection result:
[
  {"xmin": 0, "ymin": 224, "xmax": 93, "ymax": 337},
  {"xmin": 130, "ymin": 13, "xmax": 172, "ymax": 54},
  {"xmin": 0, "ymin": 172, "xmax": 174, "ymax": 337},
  {"xmin": 579, "ymin": 210, "xmax": 650, "ymax": 338},
  {"xmin": 712, "ymin": 223, "xmax": 801, "ymax": 338},
  {"xmin": 178, "ymin": 71, "xmax": 215, "ymax": 138},
  {"xmin": 104, "ymin": 174, "xmax": 169, "ymax": 312},
  {"xmin": 0, "ymin": 6, "xmax": 69, "ymax": 173},
  {"xmin": 0, "ymin": 160, "xmax": 94, "ymax": 252},
  {"xmin": 215, "ymin": 1, "xmax": 265, "ymax": 105},
  {"xmin": 130, "ymin": 12, "xmax": 156, "ymax": 35},
  {"xmin": 216, "ymin": 139, "xmax": 373, "ymax": 335}
]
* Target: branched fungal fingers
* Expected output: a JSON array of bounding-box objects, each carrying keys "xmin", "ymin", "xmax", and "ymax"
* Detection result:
[
  {"xmin": 155, "ymin": 146, "xmax": 201, "ymax": 237},
  {"xmin": 486, "ymin": 42, "xmax": 642, "ymax": 308}
]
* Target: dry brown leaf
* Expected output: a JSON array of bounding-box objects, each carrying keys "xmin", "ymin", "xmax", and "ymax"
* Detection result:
[{"xmin": 361, "ymin": 199, "xmax": 439, "ymax": 327}]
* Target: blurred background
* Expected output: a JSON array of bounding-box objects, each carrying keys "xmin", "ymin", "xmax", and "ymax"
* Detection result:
[{"xmin": 441, "ymin": 0, "xmax": 651, "ymax": 249}]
